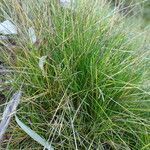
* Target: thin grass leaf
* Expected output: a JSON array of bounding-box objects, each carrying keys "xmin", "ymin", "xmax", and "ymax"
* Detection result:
[
  {"xmin": 15, "ymin": 116, "xmax": 54, "ymax": 150},
  {"xmin": 0, "ymin": 91, "xmax": 22, "ymax": 140}
]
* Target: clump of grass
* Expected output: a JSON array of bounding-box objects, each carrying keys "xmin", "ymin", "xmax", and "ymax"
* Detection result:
[{"xmin": 0, "ymin": 0, "xmax": 150, "ymax": 149}]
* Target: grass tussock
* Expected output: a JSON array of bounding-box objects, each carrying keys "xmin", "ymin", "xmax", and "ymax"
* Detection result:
[{"xmin": 0, "ymin": 0, "xmax": 150, "ymax": 149}]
